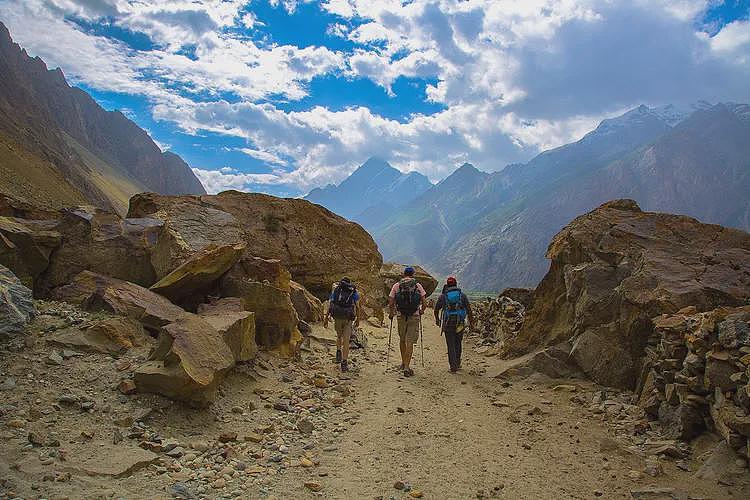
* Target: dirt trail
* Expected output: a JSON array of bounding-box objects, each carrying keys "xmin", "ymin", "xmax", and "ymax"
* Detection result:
[
  {"xmin": 1, "ymin": 306, "xmax": 746, "ymax": 499},
  {"xmin": 313, "ymin": 318, "xmax": 740, "ymax": 499}
]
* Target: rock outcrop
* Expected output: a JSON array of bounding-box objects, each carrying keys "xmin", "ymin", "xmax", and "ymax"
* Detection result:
[
  {"xmin": 0, "ymin": 216, "xmax": 60, "ymax": 290},
  {"xmin": 380, "ymin": 263, "xmax": 438, "ymax": 296},
  {"xmin": 52, "ymin": 271, "xmax": 236, "ymax": 405},
  {"xmin": 0, "ymin": 264, "xmax": 35, "ymax": 338},
  {"xmin": 511, "ymin": 200, "xmax": 750, "ymax": 389},
  {"xmin": 474, "ymin": 295, "xmax": 526, "ymax": 346},
  {"xmin": 219, "ymin": 256, "xmax": 300, "ymax": 352},
  {"xmin": 127, "ymin": 191, "xmax": 384, "ymax": 306},
  {"xmin": 637, "ymin": 306, "xmax": 750, "ymax": 458},
  {"xmin": 149, "ymin": 243, "xmax": 245, "ymax": 309},
  {"xmin": 197, "ymin": 298, "xmax": 256, "ymax": 363},
  {"xmin": 39, "ymin": 207, "xmax": 162, "ymax": 294},
  {"xmin": 290, "ymin": 280, "xmax": 324, "ymax": 323}
]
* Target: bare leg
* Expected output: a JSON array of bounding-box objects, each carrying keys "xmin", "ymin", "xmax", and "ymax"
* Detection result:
[
  {"xmin": 403, "ymin": 342, "xmax": 414, "ymax": 369},
  {"xmin": 341, "ymin": 327, "xmax": 351, "ymax": 361}
]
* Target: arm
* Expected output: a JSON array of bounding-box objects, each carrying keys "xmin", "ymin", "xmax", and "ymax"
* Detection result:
[
  {"xmin": 418, "ymin": 283, "xmax": 427, "ymax": 315},
  {"xmin": 434, "ymin": 294, "xmax": 444, "ymax": 325},
  {"xmin": 388, "ymin": 283, "xmax": 397, "ymax": 319}
]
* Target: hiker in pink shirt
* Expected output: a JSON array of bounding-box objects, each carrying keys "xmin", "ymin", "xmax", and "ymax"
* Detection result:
[{"xmin": 388, "ymin": 266, "xmax": 426, "ymax": 377}]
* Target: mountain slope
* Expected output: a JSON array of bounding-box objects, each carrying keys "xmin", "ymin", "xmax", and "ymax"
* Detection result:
[
  {"xmin": 0, "ymin": 22, "xmax": 205, "ymax": 215},
  {"xmin": 304, "ymin": 157, "xmax": 432, "ymax": 226},
  {"xmin": 373, "ymin": 105, "xmax": 674, "ymax": 275},
  {"xmin": 447, "ymin": 103, "xmax": 750, "ymax": 290},
  {"xmin": 374, "ymin": 103, "xmax": 750, "ymax": 291}
]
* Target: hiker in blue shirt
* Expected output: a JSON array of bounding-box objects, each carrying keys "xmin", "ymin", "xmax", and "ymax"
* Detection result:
[
  {"xmin": 326, "ymin": 277, "xmax": 360, "ymax": 372},
  {"xmin": 434, "ymin": 276, "xmax": 474, "ymax": 373}
]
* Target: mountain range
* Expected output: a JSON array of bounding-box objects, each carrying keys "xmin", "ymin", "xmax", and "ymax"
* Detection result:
[
  {"xmin": 304, "ymin": 157, "xmax": 432, "ymax": 227},
  {"xmin": 332, "ymin": 102, "xmax": 750, "ymax": 291},
  {"xmin": 0, "ymin": 22, "xmax": 204, "ymax": 216}
]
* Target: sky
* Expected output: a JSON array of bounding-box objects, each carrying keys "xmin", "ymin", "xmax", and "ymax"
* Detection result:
[{"xmin": 0, "ymin": 1, "xmax": 748, "ymax": 197}]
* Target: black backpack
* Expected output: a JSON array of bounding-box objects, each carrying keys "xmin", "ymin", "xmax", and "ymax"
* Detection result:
[
  {"xmin": 395, "ymin": 278, "xmax": 421, "ymax": 316},
  {"xmin": 330, "ymin": 281, "xmax": 357, "ymax": 320}
]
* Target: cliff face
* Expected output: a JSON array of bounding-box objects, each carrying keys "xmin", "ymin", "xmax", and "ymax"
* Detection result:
[
  {"xmin": 128, "ymin": 191, "xmax": 385, "ymax": 308},
  {"xmin": 511, "ymin": 199, "xmax": 750, "ymax": 389},
  {"xmin": 0, "ymin": 22, "xmax": 204, "ymax": 216}
]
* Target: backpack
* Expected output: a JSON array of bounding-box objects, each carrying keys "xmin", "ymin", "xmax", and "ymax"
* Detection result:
[
  {"xmin": 330, "ymin": 281, "xmax": 357, "ymax": 320},
  {"xmin": 443, "ymin": 287, "xmax": 467, "ymax": 325},
  {"xmin": 395, "ymin": 278, "xmax": 421, "ymax": 316}
]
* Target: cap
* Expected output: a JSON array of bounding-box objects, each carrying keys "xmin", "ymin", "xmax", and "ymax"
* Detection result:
[
  {"xmin": 341, "ymin": 277, "xmax": 351, "ymax": 283},
  {"xmin": 404, "ymin": 266, "xmax": 415, "ymax": 276},
  {"xmin": 446, "ymin": 276, "xmax": 457, "ymax": 286}
]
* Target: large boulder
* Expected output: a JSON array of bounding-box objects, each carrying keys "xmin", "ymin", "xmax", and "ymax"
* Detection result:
[
  {"xmin": 290, "ymin": 280, "xmax": 323, "ymax": 323},
  {"xmin": 51, "ymin": 271, "xmax": 185, "ymax": 331},
  {"xmin": 127, "ymin": 191, "xmax": 384, "ymax": 306},
  {"xmin": 219, "ymin": 259, "xmax": 300, "ymax": 352},
  {"xmin": 0, "ymin": 264, "xmax": 35, "ymax": 338},
  {"xmin": 39, "ymin": 207, "xmax": 163, "ymax": 294},
  {"xmin": 197, "ymin": 298, "xmax": 256, "ymax": 362},
  {"xmin": 50, "ymin": 316, "xmax": 148, "ymax": 354},
  {"xmin": 380, "ymin": 262, "xmax": 438, "ymax": 297},
  {"xmin": 0, "ymin": 217, "xmax": 61, "ymax": 290},
  {"xmin": 52, "ymin": 271, "xmax": 237, "ymax": 405},
  {"xmin": 149, "ymin": 243, "xmax": 245, "ymax": 309},
  {"xmin": 511, "ymin": 200, "xmax": 750, "ymax": 389}
]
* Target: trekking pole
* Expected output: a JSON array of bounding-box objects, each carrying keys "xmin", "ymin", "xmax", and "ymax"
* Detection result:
[
  {"xmin": 385, "ymin": 316, "xmax": 393, "ymax": 370},
  {"xmin": 419, "ymin": 314, "xmax": 425, "ymax": 368}
]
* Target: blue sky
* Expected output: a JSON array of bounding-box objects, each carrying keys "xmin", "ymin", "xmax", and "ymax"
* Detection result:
[{"xmin": 1, "ymin": 0, "xmax": 748, "ymax": 197}]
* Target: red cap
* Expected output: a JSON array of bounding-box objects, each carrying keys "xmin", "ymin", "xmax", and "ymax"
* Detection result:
[{"xmin": 446, "ymin": 276, "xmax": 457, "ymax": 286}]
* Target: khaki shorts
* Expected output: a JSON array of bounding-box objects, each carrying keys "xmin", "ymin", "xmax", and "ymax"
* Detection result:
[
  {"xmin": 397, "ymin": 314, "xmax": 420, "ymax": 344},
  {"xmin": 334, "ymin": 318, "xmax": 353, "ymax": 340}
]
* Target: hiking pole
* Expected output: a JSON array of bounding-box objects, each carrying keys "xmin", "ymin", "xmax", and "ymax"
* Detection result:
[
  {"xmin": 419, "ymin": 314, "xmax": 425, "ymax": 368},
  {"xmin": 385, "ymin": 316, "xmax": 393, "ymax": 371}
]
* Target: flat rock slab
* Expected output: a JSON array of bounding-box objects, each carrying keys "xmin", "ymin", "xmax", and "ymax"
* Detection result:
[
  {"xmin": 63, "ymin": 442, "xmax": 159, "ymax": 478},
  {"xmin": 18, "ymin": 442, "xmax": 158, "ymax": 479},
  {"xmin": 50, "ymin": 327, "xmax": 125, "ymax": 354}
]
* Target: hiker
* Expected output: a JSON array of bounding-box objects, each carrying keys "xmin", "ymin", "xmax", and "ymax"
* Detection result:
[
  {"xmin": 434, "ymin": 276, "xmax": 474, "ymax": 373},
  {"xmin": 388, "ymin": 266, "xmax": 426, "ymax": 377},
  {"xmin": 327, "ymin": 277, "xmax": 360, "ymax": 372}
]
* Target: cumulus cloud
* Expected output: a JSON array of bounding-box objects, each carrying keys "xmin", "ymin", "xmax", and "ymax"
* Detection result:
[{"xmin": 1, "ymin": 0, "xmax": 748, "ymax": 195}]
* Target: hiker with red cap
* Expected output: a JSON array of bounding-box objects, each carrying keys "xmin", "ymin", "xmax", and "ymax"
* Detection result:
[
  {"xmin": 388, "ymin": 266, "xmax": 426, "ymax": 377},
  {"xmin": 434, "ymin": 276, "xmax": 474, "ymax": 372}
]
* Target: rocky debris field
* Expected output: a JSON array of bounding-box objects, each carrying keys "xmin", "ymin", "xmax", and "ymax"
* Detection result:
[{"xmin": 1, "ymin": 302, "xmax": 748, "ymax": 499}]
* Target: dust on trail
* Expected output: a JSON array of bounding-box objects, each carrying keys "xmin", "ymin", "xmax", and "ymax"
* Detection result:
[
  {"xmin": 1, "ymin": 308, "xmax": 746, "ymax": 499},
  {"xmin": 299, "ymin": 318, "xmax": 741, "ymax": 499}
]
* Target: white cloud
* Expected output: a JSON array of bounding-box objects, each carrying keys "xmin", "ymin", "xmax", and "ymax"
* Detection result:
[
  {"xmin": 192, "ymin": 167, "xmax": 289, "ymax": 194},
  {"xmin": 1, "ymin": 0, "xmax": 749, "ymax": 196},
  {"xmin": 709, "ymin": 19, "xmax": 750, "ymax": 57},
  {"xmin": 238, "ymin": 148, "xmax": 288, "ymax": 166},
  {"xmin": 0, "ymin": 0, "xmax": 345, "ymax": 103}
]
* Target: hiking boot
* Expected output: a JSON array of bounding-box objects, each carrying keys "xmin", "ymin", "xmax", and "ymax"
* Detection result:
[
  {"xmin": 340, "ymin": 359, "xmax": 348, "ymax": 372},
  {"xmin": 404, "ymin": 367, "xmax": 414, "ymax": 377},
  {"xmin": 398, "ymin": 363, "xmax": 404, "ymax": 370},
  {"xmin": 335, "ymin": 350, "xmax": 342, "ymax": 363},
  {"xmin": 449, "ymin": 366, "xmax": 458, "ymax": 373}
]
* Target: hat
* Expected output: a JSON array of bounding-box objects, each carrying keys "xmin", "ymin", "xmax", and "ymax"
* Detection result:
[
  {"xmin": 404, "ymin": 266, "xmax": 415, "ymax": 276},
  {"xmin": 341, "ymin": 276, "xmax": 351, "ymax": 283},
  {"xmin": 446, "ymin": 276, "xmax": 457, "ymax": 286}
]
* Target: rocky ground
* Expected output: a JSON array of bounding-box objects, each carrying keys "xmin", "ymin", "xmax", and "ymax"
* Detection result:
[{"xmin": 1, "ymin": 303, "xmax": 749, "ymax": 499}]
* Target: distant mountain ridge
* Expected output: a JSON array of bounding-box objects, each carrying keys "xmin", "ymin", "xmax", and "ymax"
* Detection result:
[
  {"xmin": 304, "ymin": 157, "xmax": 432, "ymax": 226},
  {"xmin": 0, "ymin": 22, "xmax": 205, "ymax": 216},
  {"xmin": 371, "ymin": 102, "xmax": 750, "ymax": 291}
]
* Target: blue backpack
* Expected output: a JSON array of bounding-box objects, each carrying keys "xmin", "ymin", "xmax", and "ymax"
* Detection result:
[{"xmin": 443, "ymin": 287, "xmax": 467, "ymax": 324}]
